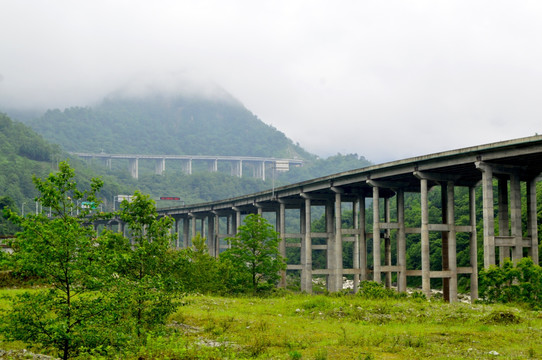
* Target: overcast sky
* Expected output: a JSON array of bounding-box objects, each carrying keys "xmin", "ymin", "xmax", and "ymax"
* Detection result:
[{"xmin": 1, "ymin": 1, "xmax": 542, "ymax": 163}]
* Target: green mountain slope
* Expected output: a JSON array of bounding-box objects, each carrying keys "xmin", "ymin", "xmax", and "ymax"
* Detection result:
[
  {"xmin": 30, "ymin": 94, "xmax": 312, "ymax": 159},
  {"xmin": 0, "ymin": 113, "xmax": 59, "ymax": 204}
]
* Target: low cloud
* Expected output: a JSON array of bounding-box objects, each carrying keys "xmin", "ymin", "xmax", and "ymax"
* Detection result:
[{"xmin": 1, "ymin": 1, "xmax": 541, "ymax": 163}]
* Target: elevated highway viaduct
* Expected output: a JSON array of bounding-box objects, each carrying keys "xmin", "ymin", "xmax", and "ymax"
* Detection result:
[
  {"xmin": 71, "ymin": 153, "xmax": 303, "ymax": 180},
  {"xmin": 103, "ymin": 135, "xmax": 542, "ymax": 302}
]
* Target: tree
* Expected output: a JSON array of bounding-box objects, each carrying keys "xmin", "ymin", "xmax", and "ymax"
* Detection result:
[
  {"xmin": 108, "ymin": 191, "xmax": 180, "ymax": 340},
  {"xmin": 170, "ymin": 232, "xmax": 228, "ymax": 294},
  {"xmin": 479, "ymin": 258, "xmax": 542, "ymax": 309},
  {"xmin": 222, "ymin": 214, "xmax": 286, "ymax": 293},
  {"xmin": 0, "ymin": 161, "xmax": 119, "ymax": 360},
  {"xmin": 0, "ymin": 195, "xmax": 19, "ymax": 236}
]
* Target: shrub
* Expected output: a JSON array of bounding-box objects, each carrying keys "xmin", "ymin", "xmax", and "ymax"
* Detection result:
[
  {"xmin": 357, "ymin": 281, "xmax": 399, "ymax": 299},
  {"xmin": 479, "ymin": 258, "xmax": 542, "ymax": 309}
]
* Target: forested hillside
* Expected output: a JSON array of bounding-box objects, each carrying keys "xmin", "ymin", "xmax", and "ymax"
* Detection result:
[
  {"xmin": 0, "ymin": 113, "xmax": 59, "ymax": 206},
  {"xmin": 28, "ymin": 94, "xmax": 313, "ymax": 159}
]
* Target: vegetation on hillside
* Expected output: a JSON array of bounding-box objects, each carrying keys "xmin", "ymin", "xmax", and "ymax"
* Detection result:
[{"xmin": 27, "ymin": 95, "xmax": 312, "ymax": 159}]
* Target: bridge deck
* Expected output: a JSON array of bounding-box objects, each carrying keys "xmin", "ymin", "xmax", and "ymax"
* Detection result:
[{"xmin": 158, "ymin": 135, "xmax": 542, "ymax": 215}]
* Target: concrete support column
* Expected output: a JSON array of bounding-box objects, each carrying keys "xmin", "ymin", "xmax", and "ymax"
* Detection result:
[
  {"xmin": 384, "ymin": 197, "xmax": 392, "ymax": 288},
  {"xmin": 155, "ymin": 158, "xmax": 166, "ymax": 175},
  {"xmin": 331, "ymin": 192, "xmax": 343, "ymax": 292},
  {"xmin": 182, "ymin": 159, "xmax": 192, "ymax": 175},
  {"xmin": 174, "ymin": 217, "xmax": 181, "ymax": 248},
  {"xmin": 498, "ymin": 178, "xmax": 510, "ymax": 264},
  {"xmin": 510, "ymin": 174, "xmax": 523, "ymax": 263},
  {"xmin": 481, "ymin": 165, "xmax": 496, "ymax": 267},
  {"xmin": 209, "ymin": 159, "xmax": 218, "ymax": 172},
  {"xmin": 372, "ymin": 186, "xmax": 381, "ymax": 282},
  {"xmin": 215, "ymin": 214, "xmax": 220, "ymax": 256},
  {"xmin": 200, "ymin": 218, "xmax": 206, "ymax": 239},
  {"xmin": 190, "ymin": 215, "xmax": 197, "ymax": 244},
  {"xmin": 226, "ymin": 215, "xmax": 231, "ymax": 235},
  {"xmin": 226, "ymin": 213, "xmax": 235, "ymax": 249},
  {"xmin": 441, "ymin": 182, "xmax": 450, "ymax": 301},
  {"xmin": 129, "ymin": 158, "xmax": 139, "ymax": 179},
  {"xmin": 353, "ymin": 198, "xmax": 360, "ymax": 292},
  {"xmin": 235, "ymin": 209, "xmax": 241, "ymax": 234},
  {"xmin": 359, "ymin": 195, "xmax": 368, "ymax": 283},
  {"xmin": 182, "ymin": 217, "xmax": 189, "ymax": 248},
  {"xmin": 420, "ymin": 178, "xmax": 431, "ymax": 297},
  {"xmin": 231, "ymin": 160, "xmax": 243, "ymax": 177},
  {"xmin": 255, "ymin": 161, "xmax": 266, "ymax": 181},
  {"xmin": 397, "ymin": 188, "xmax": 407, "ymax": 293},
  {"xmin": 469, "ymin": 186, "xmax": 479, "ymax": 301},
  {"xmin": 325, "ymin": 200, "xmax": 335, "ymax": 290},
  {"xmin": 279, "ymin": 203, "xmax": 287, "ymax": 287},
  {"xmin": 446, "ymin": 181, "xmax": 458, "ymax": 303},
  {"xmin": 207, "ymin": 214, "xmax": 216, "ymax": 257},
  {"xmin": 527, "ymin": 179, "xmax": 539, "ymax": 264},
  {"xmin": 301, "ymin": 198, "xmax": 312, "ymax": 293}
]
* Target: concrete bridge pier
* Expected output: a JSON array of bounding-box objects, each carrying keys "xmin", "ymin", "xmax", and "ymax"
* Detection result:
[
  {"xmin": 510, "ymin": 174, "xmax": 523, "ymax": 264},
  {"xmin": 469, "ymin": 186, "xmax": 479, "ymax": 301},
  {"xmin": 368, "ymin": 182, "xmax": 406, "ymax": 294},
  {"xmin": 129, "ymin": 158, "xmax": 139, "ymax": 179},
  {"xmin": 396, "ymin": 189, "xmax": 407, "ymax": 293},
  {"xmin": 441, "ymin": 181, "xmax": 458, "ymax": 303},
  {"xmin": 357, "ymin": 195, "xmax": 368, "ymax": 287},
  {"xmin": 477, "ymin": 161, "xmax": 540, "ymax": 269},
  {"xmin": 420, "ymin": 178, "xmax": 431, "ymax": 297},
  {"xmin": 252, "ymin": 161, "xmax": 266, "ymax": 181},
  {"xmin": 208, "ymin": 159, "xmax": 218, "ymax": 173},
  {"xmin": 207, "ymin": 213, "xmax": 218, "ymax": 257},
  {"xmin": 372, "ymin": 186, "xmax": 382, "ymax": 284},
  {"xmin": 155, "ymin": 158, "xmax": 166, "ymax": 175},
  {"xmin": 384, "ymin": 197, "xmax": 392, "ymax": 288},
  {"xmin": 172, "ymin": 217, "xmax": 181, "ymax": 248},
  {"xmin": 527, "ymin": 179, "xmax": 539, "ymax": 263},
  {"xmin": 497, "ymin": 178, "xmax": 510, "ymax": 264},
  {"xmin": 278, "ymin": 202, "xmax": 287, "ymax": 288},
  {"xmin": 181, "ymin": 159, "xmax": 192, "ymax": 175},
  {"xmin": 328, "ymin": 191, "xmax": 344, "ymax": 292},
  {"xmin": 300, "ymin": 197, "xmax": 312, "ymax": 293},
  {"xmin": 231, "ymin": 160, "xmax": 243, "ymax": 177},
  {"xmin": 181, "ymin": 217, "xmax": 190, "ymax": 248}
]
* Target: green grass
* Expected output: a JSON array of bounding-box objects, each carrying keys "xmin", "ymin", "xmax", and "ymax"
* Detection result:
[{"xmin": 1, "ymin": 289, "xmax": 542, "ymax": 359}]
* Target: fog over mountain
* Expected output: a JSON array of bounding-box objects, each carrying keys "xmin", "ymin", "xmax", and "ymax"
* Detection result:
[{"xmin": 2, "ymin": 1, "xmax": 542, "ymax": 162}]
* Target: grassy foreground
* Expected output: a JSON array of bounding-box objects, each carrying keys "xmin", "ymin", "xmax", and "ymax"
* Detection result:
[{"xmin": 1, "ymin": 289, "xmax": 542, "ymax": 359}]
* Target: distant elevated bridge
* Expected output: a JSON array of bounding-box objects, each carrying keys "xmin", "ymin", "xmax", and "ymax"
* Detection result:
[{"xmin": 70, "ymin": 152, "xmax": 303, "ymax": 180}]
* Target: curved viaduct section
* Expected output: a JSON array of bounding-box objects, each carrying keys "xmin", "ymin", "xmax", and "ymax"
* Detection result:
[{"xmin": 105, "ymin": 136, "xmax": 542, "ymax": 302}]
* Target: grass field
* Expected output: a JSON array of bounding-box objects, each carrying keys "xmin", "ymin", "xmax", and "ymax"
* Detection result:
[{"xmin": 1, "ymin": 289, "xmax": 541, "ymax": 359}]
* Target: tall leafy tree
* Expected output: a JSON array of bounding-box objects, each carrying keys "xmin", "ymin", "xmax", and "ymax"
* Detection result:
[
  {"xmin": 0, "ymin": 162, "xmax": 118, "ymax": 360},
  {"xmin": 222, "ymin": 214, "xmax": 286, "ymax": 293},
  {"xmin": 110, "ymin": 191, "xmax": 180, "ymax": 340}
]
